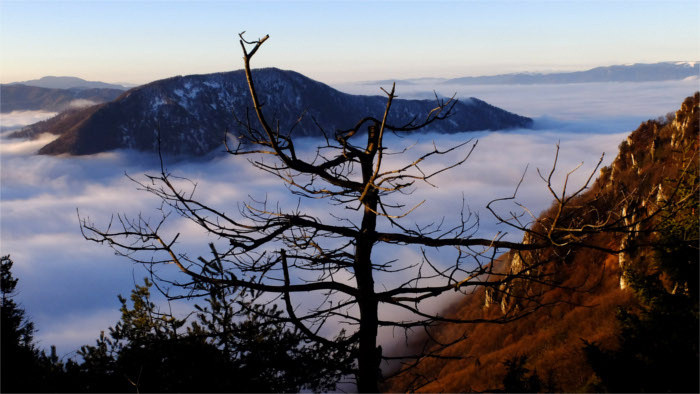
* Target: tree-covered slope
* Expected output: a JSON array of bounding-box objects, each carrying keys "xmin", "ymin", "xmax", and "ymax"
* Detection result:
[
  {"xmin": 10, "ymin": 68, "xmax": 532, "ymax": 156},
  {"xmin": 387, "ymin": 93, "xmax": 699, "ymax": 392},
  {"xmin": 1, "ymin": 84, "xmax": 124, "ymax": 113}
]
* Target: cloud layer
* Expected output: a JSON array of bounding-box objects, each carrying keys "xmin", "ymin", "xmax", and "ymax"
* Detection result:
[
  {"xmin": 335, "ymin": 78, "xmax": 698, "ymax": 127},
  {"xmin": 0, "ymin": 81, "xmax": 693, "ymax": 357},
  {"xmin": 0, "ymin": 110, "xmax": 57, "ymax": 133}
]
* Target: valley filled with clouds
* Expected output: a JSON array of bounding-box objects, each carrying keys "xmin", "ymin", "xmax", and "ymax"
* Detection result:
[{"xmin": 0, "ymin": 78, "xmax": 697, "ymax": 357}]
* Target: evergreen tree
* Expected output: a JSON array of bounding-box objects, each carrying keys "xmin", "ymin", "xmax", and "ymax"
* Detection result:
[
  {"xmin": 1, "ymin": 255, "xmax": 41, "ymax": 392},
  {"xmin": 501, "ymin": 355, "xmax": 543, "ymax": 393},
  {"xmin": 584, "ymin": 271, "xmax": 699, "ymax": 392},
  {"xmin": 1, "ymin": 256, "xmax": 74, "ymax": 392},
  {"xmin": 76, "ymin": 279, "xmax": 351, "ymax": 392},
  {"xmin": 2, "ymin": 260, "xmax": 351, "ymax": 392},
  {"xmin": 584, "ymin": 164, "xmax": 699, "ymax": 392},
  {"xmin": 193, "ymin": 286, "xmax": 353, "ymax": 392}
]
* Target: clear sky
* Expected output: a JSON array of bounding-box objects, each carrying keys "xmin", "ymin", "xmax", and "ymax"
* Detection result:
[{"xmin": 1, "ymin": 0, "xmax": 699, "ymax": 85}]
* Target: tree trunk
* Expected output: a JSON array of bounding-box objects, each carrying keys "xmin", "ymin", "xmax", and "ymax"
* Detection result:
[
  {"xmin": 355, "ymin": 194, "xmax": 380, "ymax": 392},
  {"xmin": 356, "ymin": 136, "xmax": 380, "ymax": 392}
]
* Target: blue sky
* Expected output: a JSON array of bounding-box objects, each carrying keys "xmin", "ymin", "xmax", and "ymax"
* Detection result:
[{"xmin": 1, "ymin": 0, "xmax": 699, "ymax": 85}]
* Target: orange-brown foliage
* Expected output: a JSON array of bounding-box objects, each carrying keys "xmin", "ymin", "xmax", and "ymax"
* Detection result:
[{"xmin": 385, "ymin": 93, "xmax": 699, "ymax": 393}]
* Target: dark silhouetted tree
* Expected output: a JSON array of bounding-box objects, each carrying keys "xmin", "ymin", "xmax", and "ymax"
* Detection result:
[
  {"xmin": 191, "ymin": 285, "xmax": 352, "ymax": 392},
  {"xmin": 75, "ymin": 278, "xmax": 234, "ymax": 392},
  {"xmin": 80, "ymin": 34, "xmax": 658, "ymax": 392},
  {"xmin": 584, "ymin": 158, "xmax": 699, "ymax": 393},
  {"xmin": 1, "ymin": 255, "xmax": 40, "ymax": 392},
  {"xmin": 502, "ymin": 355, "xmax": 543, "ymax": 393},
  {"xmin": 1, "ymin": 256, "xmax": 76, "ymax": 392},
  {"xmin": 2, "ymin": 255, "xmax": 347, "ymax": 393},
  {"xmin": 75, "ymin": 278, "xmax": 349, "ymax": 392}
]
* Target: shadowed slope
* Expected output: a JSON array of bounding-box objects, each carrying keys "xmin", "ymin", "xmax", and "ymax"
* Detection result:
[{"xmin": 10, "ymin": 68, "xmax": 532, "ymax": 156}]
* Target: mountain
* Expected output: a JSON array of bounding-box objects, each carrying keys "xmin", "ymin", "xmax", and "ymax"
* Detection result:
[
  {"xmin": 359, "ymin": 77, "xmax": 448, "ymax": 86},
  {"xmin": 10, "ymin": 68, "xmax": 533, "ymax": 156},
  {"xmin": 386, "ymin": 93, "xmax": 699, "ymax": 392},
  {"xmin": 445, "ymin": 62, "xmax": 699, "ymax": 85},
  {"xmin": 0, "ymin": 84, "xmax": 125, "ymax": 113},
  {"xmin": 361, "ymin": 62, "xmax": 699, "ymax": 86},
  {"xmin": 8, "ymin": 76, "xmax": 127, "ymax": 90}
]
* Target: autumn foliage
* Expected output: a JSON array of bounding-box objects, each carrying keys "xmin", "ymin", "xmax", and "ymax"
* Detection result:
[{"xmin": 387, "ymin": 93, "xmax": 699, "ymax": 392}]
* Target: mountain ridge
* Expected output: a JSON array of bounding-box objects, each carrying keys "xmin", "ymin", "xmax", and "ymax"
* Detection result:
[
  {"xmin": 0, "ymin": 84, "xmax": 124, "ymax": 113},
  {"xmin": 7, "ymin": 76, "xmax": 127, "ymax": 90},
  {"xmin": 10, "ymin": 68, "xmax": 533, "ymax": 156},
  {"xmin": 361, "ymin": 62, "xmax": 699, "ymax": 86}
]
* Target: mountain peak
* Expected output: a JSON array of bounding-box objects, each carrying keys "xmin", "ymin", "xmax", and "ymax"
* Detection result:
[
  {"xmin": 11, "ymin": 69, "xmax": 532, "ymax": 156},
  {"xmin": 9, "ymin": 76, "xmax": 127, "ymax": 90}
]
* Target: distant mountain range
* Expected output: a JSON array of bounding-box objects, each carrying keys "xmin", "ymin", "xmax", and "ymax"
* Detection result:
[
  {"xmin": 7, "ymin": 76, "xmax": 127, "ymax": 90},
  {"xmin": 364, "ymin": 62, "xmax": 699, "ymax": 86},
  {"xmin": 0, "ymin": 84, "xmax": 125, "ymax": 113},
  {"xmin": 10, "ymin": 68, "xmax": 532, "ymax": 156},
  {"xmin": 5, "ymin": 61, "xmax": 696, "ymax": 116}
]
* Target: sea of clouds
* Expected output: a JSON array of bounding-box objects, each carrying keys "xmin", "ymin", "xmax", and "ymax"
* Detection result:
[
  {"xmin": 0, "ymin": 78, "xmax": 697, "ymax": 359},
  {"xmin": 0, "ymin": 110, "xmax": 58, "ymax": 133}
]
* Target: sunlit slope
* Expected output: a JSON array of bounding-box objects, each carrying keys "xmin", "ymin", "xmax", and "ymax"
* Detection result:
[{"xmin": 387, "ymin": 93, "xmax": 699, "ymax": 392}]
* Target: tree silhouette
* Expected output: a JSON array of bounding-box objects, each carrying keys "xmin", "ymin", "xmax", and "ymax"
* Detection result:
[
  {"xmin": 1, "ymin": 256, "xmax": 75, "ymax": 392},
  {"xmin": 1, "ymin": 255, "xmax": 40, "ymax": 392},
  {"xmin": 80, "ymin": 33, "xmax": 653, "ymax": 391},
  {"xmin": 2, "ymin": 254, "xmax": 347, "ymax": 392},
  {"xmin": 502, "ymin": 355, "xmax": 543, "ymax": 393},
  {"xmin": 74, "ymin": 278, "xmax": 348, "ymax": 392}
]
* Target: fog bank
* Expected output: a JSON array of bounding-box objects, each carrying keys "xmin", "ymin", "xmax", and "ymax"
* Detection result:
[{"xmin": 0, "ymin": 80, "xmax": 694, "ymax": 358}]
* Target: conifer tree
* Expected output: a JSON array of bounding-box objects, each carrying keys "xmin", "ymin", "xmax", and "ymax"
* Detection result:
[
  {"xmin": 75, "ymin": 279, "xmax": 350, "ymax": 392},
  {"xmin": 584, "ymin": 160, "xmax": 699, "ymax": 392},
  {"xmin": 1, "ymin": 255, "xmax": 41, "ymax": 392}
]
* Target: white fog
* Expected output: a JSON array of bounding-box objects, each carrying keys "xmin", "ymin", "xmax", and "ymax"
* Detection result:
[{"xmin": 0, "ymin": 78, "xmax": 697, "ymax": 357}]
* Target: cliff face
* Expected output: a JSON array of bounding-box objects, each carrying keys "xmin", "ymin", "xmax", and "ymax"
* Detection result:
[
  {"xmin": 599, "ymin": 92, "xmax": 698, "ymax": 290},
  {"xmin": 9, "ymin": 68, "xmax": 532, "ymax": 156},
  {"xmin": 387, "ymin": 93, "xmax": 699, "ymax": 392},
  {"xmin": 491, "ymin": 93, "xmax": 698, "ymax": 306}
]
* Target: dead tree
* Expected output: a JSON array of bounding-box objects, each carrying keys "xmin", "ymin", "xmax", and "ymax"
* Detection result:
[{"xmin": 79, "ymin": 34, "xmax": 662, "ymax": 392}]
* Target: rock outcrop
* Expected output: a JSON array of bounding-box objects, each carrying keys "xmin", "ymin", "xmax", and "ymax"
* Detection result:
[
  {"xmin": 387, "ymin": 92, "xmax": 699, "ymax": 393},
  {"xmin": 490, "ymin": 92, "xmax": 698, "ymax": 302}
]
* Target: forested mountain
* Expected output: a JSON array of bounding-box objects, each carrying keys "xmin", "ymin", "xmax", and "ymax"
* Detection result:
[
  {"xmin": 387, "ymin": 93, "xmax": 699, "ymax": 392},
  {"xmin": 0, "ymin": 84, "xmax": 124, "ymax": 113},
  {"xmin": 9, "ymin": 68, "xmax": 532, "ymax": 156}
]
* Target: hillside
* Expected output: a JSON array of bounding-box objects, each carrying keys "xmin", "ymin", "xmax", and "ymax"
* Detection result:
[
  {"xmin": 9, "ymin": 68, "xmax": 532, "ymax": 156},
  {"xmin": 0, "ymin": 84, "xmax": 124, "ymax": 113},
  {"xmin": 386, "ymin": 93, "xmax": 699, "ymax": 392}
]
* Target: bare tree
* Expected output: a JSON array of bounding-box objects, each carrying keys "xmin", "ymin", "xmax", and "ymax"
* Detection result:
[{"xmin": 80, "ymin": 34, "xmax": 660, "ymax": 392}]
